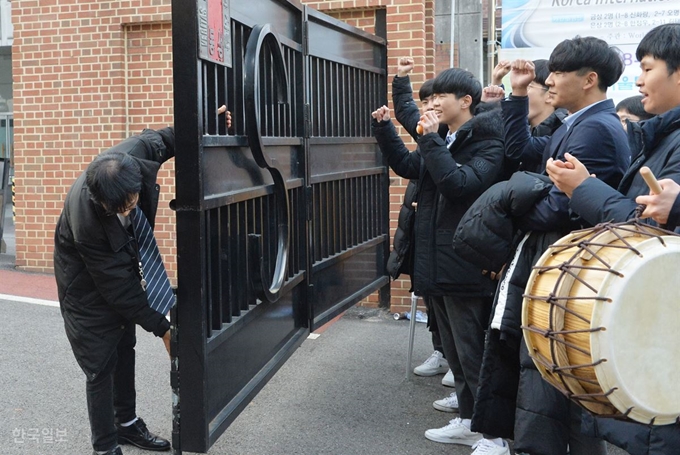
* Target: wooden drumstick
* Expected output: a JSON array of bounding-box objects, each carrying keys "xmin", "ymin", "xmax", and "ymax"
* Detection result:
[{"xmin": 640, "ymin": 166, "xmax": 662, "ymax": 195}]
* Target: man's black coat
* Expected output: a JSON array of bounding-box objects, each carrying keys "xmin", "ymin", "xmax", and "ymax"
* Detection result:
[{"xmin": 54, "ymin": 128, "xmax": 174, "ymax": 380}]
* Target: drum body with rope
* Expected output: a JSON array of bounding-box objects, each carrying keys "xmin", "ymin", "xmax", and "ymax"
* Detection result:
[{"xmin": 522, "ymin": 221, "xmax": 680, "ymax": 424}]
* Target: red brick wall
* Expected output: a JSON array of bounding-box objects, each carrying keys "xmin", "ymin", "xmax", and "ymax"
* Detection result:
[
  {"xmin": 125, "ymin": 22, "xmax": 176, "ymax": 277},
  {"xmin": 12, "ymin": 0, "xmax": 434, "ymax": 312},
  {"xmin": 11, "ymin": 2, "xmax": 176, "ymax": 275}
]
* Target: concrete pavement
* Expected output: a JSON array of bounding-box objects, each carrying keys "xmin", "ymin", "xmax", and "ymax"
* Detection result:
[
  {"xmin": 0, "ymin": 287, "xmax": 632, "ymax": 455},
  {"xmin": 0, "ymin": 291, "xmax": 466, "ymax": 455},
  {"xmin": 0, "ymin": 203, "xmax": 630, "ymax": 454}
]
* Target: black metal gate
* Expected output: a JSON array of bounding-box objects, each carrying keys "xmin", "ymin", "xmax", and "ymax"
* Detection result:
[{"xmin": 171, "ymin": 0, "xmax": 389, "ymax": 452}]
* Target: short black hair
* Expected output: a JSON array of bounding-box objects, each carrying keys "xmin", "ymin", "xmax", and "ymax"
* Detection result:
[
  {"xmin": 432, "ymin": 68, "xmax": 482, "ymax": 113},
  {"xmin": 548, "ymin": 36, "xmax": 624, "ymax": 91},
  {"xmin": 533, "ymin": 59, "xmax": 550, "ymax": 87},
  {"xmin": 419, "ymin": 79, "xmax": 434, "ymax": 102},
  {"xmin": 616, "ymin": 95, "xmax": 655, "ymax": 120},
  {"xmin": 636, "ymin": 23, "xmax": 680, "ymax": 74},
  {"xmin": 86, "ymin": 151, "xmax": 142, "ymax": 215}
]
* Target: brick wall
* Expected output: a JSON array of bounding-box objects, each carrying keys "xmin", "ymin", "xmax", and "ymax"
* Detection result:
[
  {"xmin": 125, "ymin": 22, "xmax": 177, "ymax": 277},
  {"xmin": 12, "ymin": 0, "xmax": 435, "ymax": 312},
  {"xmin": 12, "ymin": 2, "xmax": 176, "ymax": 275}
]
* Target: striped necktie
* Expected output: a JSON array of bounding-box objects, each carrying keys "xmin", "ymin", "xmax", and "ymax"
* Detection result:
[{"xmin": 130, "ymin": 207, "xmax": 175, "ymax": 316}]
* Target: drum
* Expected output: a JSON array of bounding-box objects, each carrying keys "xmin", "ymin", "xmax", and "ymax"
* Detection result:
[{"xmin": 522, "ymin": 221, "xmax": 680, "ymax": 424}]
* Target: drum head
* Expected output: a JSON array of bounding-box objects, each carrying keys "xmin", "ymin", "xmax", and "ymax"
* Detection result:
[{"xmin": 592, "ymin": 236, "xmax": 680, "ymax": 424}]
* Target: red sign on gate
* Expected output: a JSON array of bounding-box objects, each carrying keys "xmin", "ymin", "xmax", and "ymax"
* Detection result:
[{"xmin": 198, "ymin": 0, "xmax": 232, "ymax": 67}]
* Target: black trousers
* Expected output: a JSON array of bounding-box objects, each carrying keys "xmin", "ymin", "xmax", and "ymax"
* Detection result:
[
  {"xmin": 515, "ymin": 343, "xmax": 608, "ymax": 455},
  {"xmin": 423, "ymin": 295, "xmax": 445, "ymax": 354},
  {"xmin": 86, "ymin": 323, "xmax": 137, "ymax": 452},
  {"xmin": 431, "ymin": 294, "xmax": 492, "ymax": 419}
]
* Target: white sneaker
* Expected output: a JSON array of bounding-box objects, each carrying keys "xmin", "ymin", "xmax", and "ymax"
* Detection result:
[
  {"xmin": 442, "ymin": 369, "xmax": 455, "ymax": 387},
  {"xmin": 471, "ymin": 438, "xmax": 511, "ymax": 455},
  {"xmin": 413, "ymin": 351, "xmax": 449, "ymax": 376},
  {"xmin": 433, "ymin": 392, "xmax": 459, "ymax": 412},
  {"xmin": 424, "ymin": 417, "xmax": 482, "ymax": 445}
]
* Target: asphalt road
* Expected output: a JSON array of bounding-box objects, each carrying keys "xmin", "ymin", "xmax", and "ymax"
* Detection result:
[{"xmin": 0, "ymin": 299, "xmax": 630, "ymax": 455}]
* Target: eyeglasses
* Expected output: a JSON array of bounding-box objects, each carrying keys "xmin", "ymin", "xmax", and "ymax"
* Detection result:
[
  {"xmin": 100, "ymin": 193, "xmax": 139, "ymax": 216},
  {"xmin": 119, "ymin": 194, "xmax": 139, "ymax": 214},
  {"xmin": 120, "ymin": 202, "xmax": 137, "ymax": 213},
  {"xmin": 528, "ymin": 83, "xmax": 549, "ymax": 92}
]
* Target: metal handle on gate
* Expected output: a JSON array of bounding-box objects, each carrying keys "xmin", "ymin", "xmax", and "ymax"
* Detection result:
[{"xmin": 244, "ymin": 24, "xmax": 290, "ymax": 303}]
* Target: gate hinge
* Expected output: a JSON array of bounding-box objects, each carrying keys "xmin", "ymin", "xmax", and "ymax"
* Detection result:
[
  {"xmin": 305, "ymin": 186, "xmax": 313, "ymax": 221},
  {"xmin": 302, "ymin": 18, "xmax": 309, "ymax": 58},
  {"xmin": 303, "ymin": 103, "xmax": 311, "ymax": 139}
]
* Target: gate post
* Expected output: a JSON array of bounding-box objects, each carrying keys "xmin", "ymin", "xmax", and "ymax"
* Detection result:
[
  {"xmin": 376, "ymin": 8, "xmax": 391, "ymax": 310},
  {"xmin": 171, "ymin": 0, "xmax": 206, "ymax": 451}
]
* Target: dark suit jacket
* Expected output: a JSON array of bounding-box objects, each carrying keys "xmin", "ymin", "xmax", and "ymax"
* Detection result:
[
  {"xmin": 515, "ymin": 99, "xmax": 630, "ymax": 232},
  {"xmin": 501, "ymin": 96, "xmax": 567, "ymax": 173}
]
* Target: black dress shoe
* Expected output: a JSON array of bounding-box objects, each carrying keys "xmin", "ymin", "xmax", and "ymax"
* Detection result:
[
  {"xmin": 92, "ymin": 446, "xmax": 123, "ymax": 455},
  {"xmin": 117, "ymin": 418, "xmax": 170, "ymax": 451}
]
